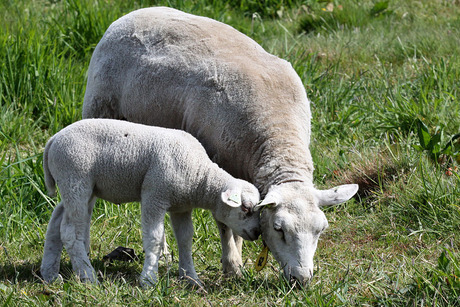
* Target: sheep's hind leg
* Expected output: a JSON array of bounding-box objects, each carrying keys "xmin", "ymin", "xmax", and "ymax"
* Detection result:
[
  {"xmin": 215, "ymin": 220, "xmax": 243, "ymax": 276},
  {"xmin": 60, "ymin": 197, "xmax": 96, "ymax": 283},
  {"xmin": 41, "ymin": 202, "xmax": 65, "ymax": 283},
  {"xmin": 170, "ymin": 211, "xmax": 202, "ymax": 287}
]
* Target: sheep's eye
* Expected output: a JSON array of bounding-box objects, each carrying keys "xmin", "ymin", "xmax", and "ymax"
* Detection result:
[
  {"xmin": 321, "ymin": 224, "xmax": 328, "ymax": 233},
  {"xmin": 316, "ymin": 225, "xmax": 327, "ymax": 236},
  {"xmin": 274, "ymin": 223, "xmax": 286, "ymax": 241}
]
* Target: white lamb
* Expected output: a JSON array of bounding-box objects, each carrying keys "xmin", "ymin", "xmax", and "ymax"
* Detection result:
[{"xmin": 40, "ymin": 119, "xmax": 260, "ymax": 286}]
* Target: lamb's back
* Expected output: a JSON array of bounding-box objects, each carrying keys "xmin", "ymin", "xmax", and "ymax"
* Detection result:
[{"xmin": 47, "ymin": 119, "xmax": 209, "ymax": 203}]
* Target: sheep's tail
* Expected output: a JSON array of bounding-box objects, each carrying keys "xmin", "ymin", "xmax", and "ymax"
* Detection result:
[{"xmin": 43, "ymin": 137, "xmax": 57, "ymax": 197}]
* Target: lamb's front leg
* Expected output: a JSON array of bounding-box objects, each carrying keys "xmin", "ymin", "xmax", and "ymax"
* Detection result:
[
  {"xmin": 139, "ymin": 204, "xmax": 166, "ymax": 287},
  {"xmin": 215, "ymin": 220, "xmax": 243, "ymax": 276},
  {"xmin": 170, "ymin": 211, "xmax": 201, "ymax": 287}
]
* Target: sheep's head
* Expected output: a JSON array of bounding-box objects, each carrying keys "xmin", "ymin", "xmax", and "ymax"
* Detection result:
[
  {"xmin": 214, "ymin": 181, "xmax": 261, "ymax": 241},
  {"xmin": 256, "ymin": 182, "xmax": 358, "ymax": 285}
]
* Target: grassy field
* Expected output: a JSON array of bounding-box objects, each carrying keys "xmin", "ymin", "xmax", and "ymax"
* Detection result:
[{"xmin": 1, "ymin": 0, "xmax": 459, "ymax": 305}]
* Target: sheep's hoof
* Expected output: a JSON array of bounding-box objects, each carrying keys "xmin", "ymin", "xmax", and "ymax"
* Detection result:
[{"xmin": 222, "ymin": 261, "xmax": 243, "ymax": 277}]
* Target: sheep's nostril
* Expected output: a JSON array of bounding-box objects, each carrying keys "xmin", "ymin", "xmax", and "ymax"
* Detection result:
[{"xmin": 289, "ymin": 275, "xmax": 304, "ymax": 288}]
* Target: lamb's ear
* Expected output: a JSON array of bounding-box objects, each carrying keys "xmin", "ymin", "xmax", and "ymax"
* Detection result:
[
  {"xmin": 221, "ymin": 188, "xmax": 242, "ymax": 207},
  {"xmin": 314, "ymin": 184, "xmax": 359, "ymax": 207},
  {"xmin": 254, "ymin": 190, "xmax": 282, "ymax": 211}
]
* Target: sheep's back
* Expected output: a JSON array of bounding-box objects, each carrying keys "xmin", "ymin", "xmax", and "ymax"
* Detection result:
[{"xmin": 83, "ymin": 7, "xmax": 312, "ymax": 186}]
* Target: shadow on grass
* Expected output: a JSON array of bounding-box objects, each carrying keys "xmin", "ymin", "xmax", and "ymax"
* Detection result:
[
  {"xmin": 0, "ymin": 255, "xmax": 296, "ymax": 298},
  {"xmin": 0, "ymin": 260, "xmax": 44, "ymax": 284},
  {"xmin": 0, "ymin": 258, "xmax": 141, "ymax": 286}
]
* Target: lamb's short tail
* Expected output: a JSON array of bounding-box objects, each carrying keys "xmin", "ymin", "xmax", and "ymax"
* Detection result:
[{"xmin": 43, "ymin": 137, "xmax": 57, "ymax": 197}]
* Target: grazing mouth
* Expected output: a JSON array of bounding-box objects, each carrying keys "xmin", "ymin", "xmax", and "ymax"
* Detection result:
[{"xmin": 283, "ymin": 267, "xmax": 313, "ymax": 286}]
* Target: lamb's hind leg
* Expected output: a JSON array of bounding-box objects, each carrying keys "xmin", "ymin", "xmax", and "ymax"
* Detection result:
[
  {"xmin": 60, "ymin": 193, "xmax": 96, "ymax": 283},
  {"xmin": 41, "ymin": 202, "xmax": 65, "ymax": 283}
]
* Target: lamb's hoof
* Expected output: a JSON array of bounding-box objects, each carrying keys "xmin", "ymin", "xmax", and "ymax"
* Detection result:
[
  {"xmin": 73, "ymin": 268, "xmax": 98, "ymax": 284},
  {"xmin": 139, "ymin": 274, "xmax": 157, "ymax": 288},
  {"xmin": 41, "ymin": 272, "xmax": 63, "ymax": 284},
  {"xmin": 77, "ymin": 274, "xmax": 99, "ymax": 284}
]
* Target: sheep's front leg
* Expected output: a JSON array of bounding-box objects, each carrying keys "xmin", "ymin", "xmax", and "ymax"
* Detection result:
[
  {"xmin": 60, "ymin": 201, "xmax": 96, "ymax": 282},
  {"xmin": 140, "ymin": 204, "xmax": 166, "ymax": 287},
  {"xmin": 170, "ymin": 211, "xmax": 201, "ymax": 287},
  {"xmin": 215, "ymin": 220, "xmax": 243, "ymax": 276},
  {"xmin": 41, "ymin": 202, "xmax": 65, "ymax": 283}
]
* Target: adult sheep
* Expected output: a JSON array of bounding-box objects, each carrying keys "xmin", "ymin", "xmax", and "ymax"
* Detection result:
[{"xmin": 82, "ymin": 7, "xmax": 358, "ymax": 284}]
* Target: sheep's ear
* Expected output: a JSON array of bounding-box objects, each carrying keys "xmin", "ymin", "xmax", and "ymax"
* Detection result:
[
  {"xmin": 314, "ymin": 184, "xmax": 358, "ymax": 207},
  {"xmin": 221, "ymin": 188, "xmax": 242, "ymax": 207},
  {"xmin": 254, "ymin": 190, "xmax": 282, "ymax": 211}
]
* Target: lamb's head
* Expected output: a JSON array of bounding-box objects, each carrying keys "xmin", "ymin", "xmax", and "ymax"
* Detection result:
[
  {"xmin": 214, "ymin": 180, "xmax": 261, "ymax": 241},
  {"xmin": 256, "ymin": 182, "xmax": 358, "ymax": 285}
]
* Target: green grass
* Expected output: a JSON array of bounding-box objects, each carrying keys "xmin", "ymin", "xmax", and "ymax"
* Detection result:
[{"xmin": 1, "ymin": 0, "xmax": 459, "ymax": 305}]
